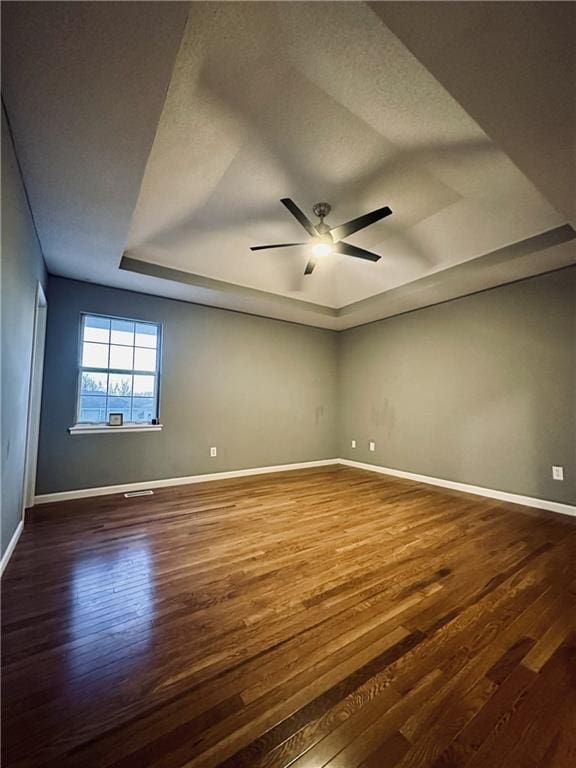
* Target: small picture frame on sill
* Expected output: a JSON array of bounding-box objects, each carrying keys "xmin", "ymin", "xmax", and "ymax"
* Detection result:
[{"xmin": 108, "ymin": 413, "xmax": 123, "ymax": 427}]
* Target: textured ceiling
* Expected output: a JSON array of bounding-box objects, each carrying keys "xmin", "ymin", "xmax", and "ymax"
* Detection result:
[
  {"xmin": 2, "ymin": 1, "xmax": 574, "ymax": 328},
  {"xmin": 126, "ymin": 1, "xmax": 565, "ymax": 309},
  {"xmin": 1, "ymin": 1, "xmax": 189, "ymax": 279},
  {"xmin": 371, "ymin": 1, "xmax": 576, "ymax": 227}
]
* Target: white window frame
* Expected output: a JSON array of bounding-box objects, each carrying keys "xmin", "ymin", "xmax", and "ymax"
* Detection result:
[{"xmin": 69, "ymin": 313, "xmax": 163, "ymax": 434}]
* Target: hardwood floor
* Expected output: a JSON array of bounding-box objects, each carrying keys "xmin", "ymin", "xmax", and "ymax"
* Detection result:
[{"xmin": 2, "ymin": 466, "xmax": 575, "ymax": 768}]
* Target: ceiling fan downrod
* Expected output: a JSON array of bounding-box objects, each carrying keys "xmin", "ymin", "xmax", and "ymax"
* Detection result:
[{"xmin": 313, "ymin": 202, "xmax": 331, "ymax": 234}]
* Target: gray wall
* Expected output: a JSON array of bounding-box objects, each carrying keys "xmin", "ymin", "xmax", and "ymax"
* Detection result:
[
  {"xmin": 338, "ymin": 268, "xmax": 576, "ymax": 505},
  {"xmin": 37, "ymin": 277, "xmax": 338, "ymax": 494},
  {"xmin": 36, "ymin": 268, "xmax": 576, "ymax": 505},
  {"xmin": 1, "ymin": 104, "xmax": 47, "ymax": 556}
]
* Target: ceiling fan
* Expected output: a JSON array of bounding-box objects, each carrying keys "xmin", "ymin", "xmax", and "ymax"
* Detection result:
[{"xmin": 250, "ymin": 198, "xmax": 393, "ymax": 275}]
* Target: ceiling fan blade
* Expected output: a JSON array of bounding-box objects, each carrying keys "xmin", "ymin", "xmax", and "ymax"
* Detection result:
[
  {"xmin": 334, "ymin": 241, "xmax": 381, "ymax": 262},
  {"xmin": 280, "ymin": 198, "xmax": 318, "ymax": 237},
  {"xmin": 304, "ymin": 256, "xmax": 317, "ymax": 275},
  {"xmin": 330, "ymin": 205, "xmax": 392, "ymax": 242},
  {"xmin": 250, "ymin": 243, "xmax": 307, "ymax": 251}
]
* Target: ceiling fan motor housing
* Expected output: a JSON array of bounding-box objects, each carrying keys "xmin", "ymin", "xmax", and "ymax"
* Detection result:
[{"xmin": 313, "ymin": 202, "xmax": 331, "ymax": 220}]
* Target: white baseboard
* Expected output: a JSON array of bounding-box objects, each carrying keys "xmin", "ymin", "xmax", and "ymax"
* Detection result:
[
  {"xmin": 1, "ymin": 519, "xmax": 24, "ymax": 577},
  {"xmin": 34, "ymin": 459, "xmax": 340, "ymax": 505},
  {"xmin": 339, "ymin": 459, "xmax": 576, "ymax": 518},
  {"xmin": 33, "ymin": 457, "xmax": 575, "ymax": 520}
]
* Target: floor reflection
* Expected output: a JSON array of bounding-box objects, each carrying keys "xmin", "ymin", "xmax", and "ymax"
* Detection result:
[{"xmin": 68, "ymin": 543, "xmax": 154, "ymax": 676}]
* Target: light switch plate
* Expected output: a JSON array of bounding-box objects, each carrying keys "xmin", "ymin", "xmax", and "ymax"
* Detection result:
[
  {"xmin": 552, "ymin": 465, "xmax": 564, "ymax": 481},
  {"xmin": 369, "ymin": 441, "xmax": 375, "ymax": 452},
  {"xmin": 210, "ymin": 447, "xmax": 217, "ymax": 458},
  {"xmin": 351, "ymin": 439, "xmax": 356, "ymax": 448}
]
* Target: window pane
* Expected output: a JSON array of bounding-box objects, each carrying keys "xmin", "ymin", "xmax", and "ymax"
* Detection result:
[
  {"xmin": 82, "ymin": 341, "xmax": 109, "ymax": 368},
  {"xmin": 134, "ymin": 347, "xmax": 157, "ymax": 372},
  {"xmin": 109, "ymin": 344, "xmax": 134, "ymax": 370},
  {"xmin": 83, "ymin": 315, "xmax": 110, "ymax": 343},
  {"xmin": 79, "ymin": 394, "xmax": 107, "ymax": 423},
  {"xmin": 77, "ymin": 314, "xmax": 160, "ymax": 426},
  {"xmin": 81, "ymin": 371, "xmax": 108, "ymax": 394},
  {"xmin": 108, "ymin": 373, "xmax": 133, "ymax": 397},
  {"xmin": 135, "ymin": 323, "xmax": 158, "ymax": 349},
  {"xmin": 111, "ymin": 319, "xmax": 135, "ymax": 346},
  {"xmin": 133, "ymin": 374, "xmax": 155, "ymax": 397},
  {"xmin": 131, "ymin": 397, "xmax": 156, "ymax": 423},
  {"xmin": 107, "ymin": 399, "xmax": 132, "ymax": 422}
]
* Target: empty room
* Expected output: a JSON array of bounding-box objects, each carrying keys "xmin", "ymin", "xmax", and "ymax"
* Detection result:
[{"xmin": 1, "ymin": 1, "xmax": 575, "ymax": 766}]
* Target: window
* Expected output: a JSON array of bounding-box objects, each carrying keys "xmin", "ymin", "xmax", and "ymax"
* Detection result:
[{"xmin": 76, "ymin": 314, "xmax": 161, "ymax": 425}]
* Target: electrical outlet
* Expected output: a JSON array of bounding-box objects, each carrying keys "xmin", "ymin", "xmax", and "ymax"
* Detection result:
[
  {"xmin": 210, "ymin": 446, "xmax": 217, "ymax": 458},
  {"xmin": 369, "ymin": 441, "xmax": 375, "ymax": 452},
  {"xmin": 552, "ymin": 465, "xmax": 564, "ymax": 481},
  {"xmin": 351, "ymin": 439, "xmax": 356, "ymax": 448}
]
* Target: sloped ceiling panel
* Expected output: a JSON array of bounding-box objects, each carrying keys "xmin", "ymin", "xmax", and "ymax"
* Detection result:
[{"xmin": 1, "ymin": 1, "xmax": 189, "ymax": 279}]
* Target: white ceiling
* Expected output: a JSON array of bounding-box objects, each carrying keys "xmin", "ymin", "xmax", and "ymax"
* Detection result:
[
  {"xmin": 2, "ymin": 1, "xmax": 575, "ymax": 329},
  {"xmin": 1, "ymin": 1, "xmax": 189, "ymax": 278},
  {"xmin": 371, "ymin": 1, "xmax": 576, "ymax": 228}
]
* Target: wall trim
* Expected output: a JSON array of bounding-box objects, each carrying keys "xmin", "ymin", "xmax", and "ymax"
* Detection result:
[
  {"xmin": 34, "ymin": 459, "xmax": 341, "ymax": 505},
  {"xmin": 68, "ymin": 423, "xmax": 163, "ymax": 435},
  {"xmin": 339, "ymin": 459, "xmax": 576, "ymax": 518},
  {"xmin": 33, "ymin": 458, "xmax": 575, "ymax": 519},
  {"xmin": 1, "ymin": 519, "xmax": 24, "ymax": 577}
]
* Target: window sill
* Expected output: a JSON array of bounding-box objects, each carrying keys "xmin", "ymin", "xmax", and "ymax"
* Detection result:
[{"xmin": 69, "ymin": 424, "xmax": 163, "ymax": 435}]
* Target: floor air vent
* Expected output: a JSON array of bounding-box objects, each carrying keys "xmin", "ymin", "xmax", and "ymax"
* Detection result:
[{"xmin": 124, "ymin": 490, "xmax": 154, "ymax": 498}]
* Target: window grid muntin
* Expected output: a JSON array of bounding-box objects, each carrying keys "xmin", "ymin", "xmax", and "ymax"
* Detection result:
[{"xmin": 77, "ymin": 313, "xmax": 161, "ymax": 425}]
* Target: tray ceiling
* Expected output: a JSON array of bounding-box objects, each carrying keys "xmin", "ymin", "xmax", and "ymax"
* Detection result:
[{"xmin": 2, "ymin": 1, "xmax": 574, "ymax": 329}]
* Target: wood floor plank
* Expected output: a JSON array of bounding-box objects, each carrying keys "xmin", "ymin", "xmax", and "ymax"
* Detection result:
[
  {"xmin": 447, "ymin": 663, "xmax": 538, "ymax": 763},
  {"xmin": 465, "ymin": 637, "xmax": 576, "ymax": 768},
  {"xmin": 1, "ymin": 466, "xmax": 575, "ymax": 768}
]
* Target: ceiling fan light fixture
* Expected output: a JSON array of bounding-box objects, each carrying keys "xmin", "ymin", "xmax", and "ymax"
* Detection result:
[{"xmin": 312, "ymin": 241, "xmax": 332, "ymax": 257}]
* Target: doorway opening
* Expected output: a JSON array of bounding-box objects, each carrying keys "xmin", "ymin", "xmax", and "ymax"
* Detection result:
[{"xmin": 22, "ymin": 282, "xmax": 47, "ymax": 513}]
